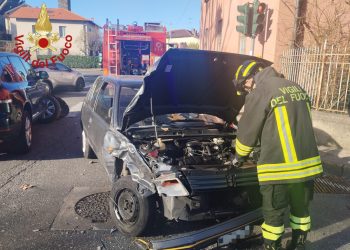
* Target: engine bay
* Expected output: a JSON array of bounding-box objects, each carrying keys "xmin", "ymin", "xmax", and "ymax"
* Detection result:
[{"xmin": 133, "ymin": 129, "xmax": 236, "ymax": 175}]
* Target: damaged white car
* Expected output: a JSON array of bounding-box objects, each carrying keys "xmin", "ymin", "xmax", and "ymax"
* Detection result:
[{"xmin": 80, "ymin": 49, "xmax": 271, "ymax": 237}]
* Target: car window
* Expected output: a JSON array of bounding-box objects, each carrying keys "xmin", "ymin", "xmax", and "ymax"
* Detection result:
[
  {"xmin": 86, "ymin": 77, "xmax": 103, "ymax": 108},
  {"xmin": 118, "ymin": 86, "xmax": 139, "ymax": 124},
  {"xmin": 0, "ymin": 56, "xmax": 23, "ymax": 83},
  {"xmin": 8, "ymin": 56, "xmax": 27, "ymax": 82},
  {"xmin": 19, "ymin": 58, "xmax": 36, "ymax": 79},
  {"xmin": 55, "ymin": 63, "xmax": 70, "ymax": 71},
  {"xmin": 48, "ymin": 64, "xmax": 57, "ymax": 70},
  {"xmin": 95, "ymin": 82, "xmax": 115, "ymax": 123}
]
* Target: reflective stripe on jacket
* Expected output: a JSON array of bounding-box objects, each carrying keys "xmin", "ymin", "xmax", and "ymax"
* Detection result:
[{"xmin": 236, "ymin": 67, "xmax": 323, "ymax": 185}]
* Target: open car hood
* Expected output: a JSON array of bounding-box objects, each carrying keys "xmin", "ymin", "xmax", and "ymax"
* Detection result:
[{"xmin": 122, "ymin": 49, "xmax": 272, "ymax": 130}]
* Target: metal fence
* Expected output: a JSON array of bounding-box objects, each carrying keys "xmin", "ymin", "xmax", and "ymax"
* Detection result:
[{"xmin": 280, "ymin": 41, "xmax": 350, "ymax": 113}]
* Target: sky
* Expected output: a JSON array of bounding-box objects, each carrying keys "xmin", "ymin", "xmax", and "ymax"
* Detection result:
[{"xmin": 25, "ymin": 0, "xmax": 201, "ymax": 31}]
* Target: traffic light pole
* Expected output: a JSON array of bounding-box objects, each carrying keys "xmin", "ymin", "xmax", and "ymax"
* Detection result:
[{"xmin": 250, "ymin": 37, "xmax": 255, "ymax": 56}]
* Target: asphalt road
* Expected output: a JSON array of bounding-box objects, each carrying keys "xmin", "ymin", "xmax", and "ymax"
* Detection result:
[{"xmin": 0, "ymin": 71, "xmax": 349, "ymax": 250}]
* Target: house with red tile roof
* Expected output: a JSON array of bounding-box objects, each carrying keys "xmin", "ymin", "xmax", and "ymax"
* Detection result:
[
  {"xmin": 166, "ymin": 29, "xmax": 199, "ymax": 49},
  {"xmin": 5, "ymin": 6, "xmax": 100, "ymax": 56}
]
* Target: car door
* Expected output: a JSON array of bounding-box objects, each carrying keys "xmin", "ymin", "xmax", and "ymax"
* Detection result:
[
  {"xmin": 55, "ymin": 63, "xmax": 75, "ymax": 85},
  {"xmin": 88, "ymin": 81, "xmax": 116, "ymax": 159},
  {"xmin": 19, "ymin": 57, "xmax": 47, "ymax": 97},
  {"xmin": 81, "ymin": 76, "xmax": 103, "ymax": 144},
  {"xmin": 8, "ymin": 56, "xmax": 42, "ymax": 117}
]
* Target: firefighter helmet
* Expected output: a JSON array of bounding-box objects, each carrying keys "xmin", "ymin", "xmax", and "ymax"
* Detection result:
[{"xmin": 234, "ymin": 60, "xmax": 265, "ymax": 95}]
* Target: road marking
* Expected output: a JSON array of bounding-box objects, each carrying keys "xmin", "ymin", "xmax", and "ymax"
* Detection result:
[{"xmin": 68, "ymin": 102, "xmax": 83, "ymax": 117}]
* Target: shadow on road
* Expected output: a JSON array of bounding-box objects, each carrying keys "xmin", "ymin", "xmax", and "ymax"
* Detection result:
[
  {"xmin": 314, "ymin": 127, "xmax": 350, "ymax": 178},
  {"xmin": 0, "ymin": 97, "xmax": 83, "ymax": 161},
  {"xmin": 55, "ymin": 90, "xmax": 89, "ymax": 98}
]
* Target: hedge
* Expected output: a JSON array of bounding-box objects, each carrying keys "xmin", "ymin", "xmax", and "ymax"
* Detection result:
[{"xmin": 37, "ymin": 55, "xmax": 100, "ymax": 68}]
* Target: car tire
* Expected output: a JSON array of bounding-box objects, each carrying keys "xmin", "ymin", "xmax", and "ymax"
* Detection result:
[
  {"xmin": 109, "ymin": 176, "xmax": 156, "ymax": 237},
  {"xmin": 43, "ymin": 80, "xmax": 53, "ymax": 94},
  {"xmin": 11, "ymin": 110, "xmax": 32, "ymax": 154},
  {"xmin": 38, "ymin": 95, "xmax": 62, "ymax": 124},
  {"xmin": 82, "ymin": 130, "xmax": 96, "ymax": 159},
  {"xmin": 75, "ymin": 78, "xmax": 85, "ymax": 92},
  {"xmin": 55, "ymin": 96, "xmax": 69, "ymax": 118}
]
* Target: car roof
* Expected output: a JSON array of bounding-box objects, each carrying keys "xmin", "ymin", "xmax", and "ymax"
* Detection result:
[
  {"xmin": 0, "ymin": 52, "xmax": 21, "ymax": 57},
  {"xmin": 104, "ymin": 75, "xmax": 143, "ymax": 88}
]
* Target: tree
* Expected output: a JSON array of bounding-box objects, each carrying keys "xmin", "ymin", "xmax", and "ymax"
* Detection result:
[
  {"xmin": 78, "ymin": 27, "xmax": 102, "ymax": 56},
  {"xmin": 281, "ymin": 0, "xmax": 350, "ymax": 47}
]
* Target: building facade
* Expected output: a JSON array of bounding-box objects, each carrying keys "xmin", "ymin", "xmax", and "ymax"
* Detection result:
[
  {"xmin": 5, "ymin": 6, "xmax": 100, "ymax": 56},
  {"xmin": 167, "ymin": 29, "xmax": 199, "ymax": 50},
  {"xmin": 200, "ymin": 0, "xmax": 350, "ymax": 68}
]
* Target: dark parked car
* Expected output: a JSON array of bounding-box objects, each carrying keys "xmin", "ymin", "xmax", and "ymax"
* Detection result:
[
  {"xmin": 81, "ymin": 49, "xmax": 271, "ymax": 237},
  {"xmin": 0, "ymin": 52, "xmax": 61, "ymax": 153}
]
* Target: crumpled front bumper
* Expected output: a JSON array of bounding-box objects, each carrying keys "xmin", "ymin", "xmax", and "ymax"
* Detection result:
[{"xmin": 135, "ymin": 208, "xmax": 263, "ymax": 250}]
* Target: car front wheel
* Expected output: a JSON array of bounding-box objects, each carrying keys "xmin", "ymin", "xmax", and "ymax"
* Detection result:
[
  {"xmin": 75, "ymin": 78, "xmax": 85, "ymax": 91},
  {"xmin": 109, "ymin": 176, "xmax": 156, "ymax": 237}
]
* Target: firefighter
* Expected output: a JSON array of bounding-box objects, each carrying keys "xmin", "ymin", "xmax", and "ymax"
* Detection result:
[{"xmin": 233, "ymin": 60, "xmax": 323, "ymax": 250}]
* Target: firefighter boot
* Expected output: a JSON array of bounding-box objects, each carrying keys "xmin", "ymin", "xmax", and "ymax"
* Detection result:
[
  {"xmin": 286, "ymin": 230, "xmax": 308, "ymax": 250},
  {"xmin": 263, "ymin": 239, "xmax": 282, "ymax": 250}
]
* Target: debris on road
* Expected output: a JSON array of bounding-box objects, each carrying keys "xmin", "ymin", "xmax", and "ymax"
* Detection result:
[
  {"xmin": 32, "ymin": 229, "xmax": 40, "ymax": 232},
  {"xmin": 20, "ymin": 184, "xmax": 35, "ymax": 190}
]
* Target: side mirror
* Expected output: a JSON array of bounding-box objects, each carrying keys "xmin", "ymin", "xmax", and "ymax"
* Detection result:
[{"xmin": 37, "ymin": 71, "xmax": 49, "ymax": 80}]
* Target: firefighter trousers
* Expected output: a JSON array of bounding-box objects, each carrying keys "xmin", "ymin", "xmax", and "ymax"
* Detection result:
[{"xmin": 259, "ymin": 181, "xmax": 314, "ymax": 244}]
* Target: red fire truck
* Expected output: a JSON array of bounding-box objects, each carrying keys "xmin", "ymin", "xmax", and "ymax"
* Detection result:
[{"xmin": 103, "ymin": 21, "xmax": 167, "ymax": 76}]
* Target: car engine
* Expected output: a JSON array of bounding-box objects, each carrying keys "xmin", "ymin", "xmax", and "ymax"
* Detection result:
[{"xmin": 138, "ymin": 136, "xmax": 235, "ymax": 175}]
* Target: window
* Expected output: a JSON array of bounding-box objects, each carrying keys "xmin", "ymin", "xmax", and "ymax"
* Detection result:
[
  {"xmin": 0, "ymin": 56, "xmax": 20, "ymax": 83},
  {"xmin": 19, "ymin": 57, "xmax": 36, "ymax": 80},
  {"xmin": 55, "ymin": 63, "xmax": 70, "ymax": 71},
  {"xmin": 203, "ymin": 28, "xmax": 209, "ymax": 49},
  {"xmin": 8, "ymin": 56, "xmax": 27, "ymax": 82},
  {"xmin": 118, "ymin": 86, "xmax": 139, "ymax": 124},
  {"xmin": 87, "ymin": 77, "xmax": 103, "ymax": 108},
  {"xmin": 95, "ymin": 82, "xmax": 115, "ymax": 123},
  {"xmin": 216, "ymin": 19, "xmax": 223, "ymax": 50},
  {"xmin": 239, "ymin": 33, "xmax": 246, "ymax": 54},
  {"xmin": 59, "ymin": 26, "xmax": 66, "ymax": 37},
  {"xmin": 47, "ymin": 64, "xmax": 57, "ymax": 70}
]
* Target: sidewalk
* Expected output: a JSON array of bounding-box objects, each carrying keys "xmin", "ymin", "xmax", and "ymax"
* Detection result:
[
  {"xmin": 312, "ymin": 111, "xmax": 350, "ymax": 179},
  {"xmin": 72, "ymin": 68, "xmax": 103, "ymax": 76}
]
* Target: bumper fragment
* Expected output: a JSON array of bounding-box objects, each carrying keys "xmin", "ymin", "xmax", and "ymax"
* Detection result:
[{"xmin": 135, "ymin": 208, "xmax": 263, "ymax": 250}]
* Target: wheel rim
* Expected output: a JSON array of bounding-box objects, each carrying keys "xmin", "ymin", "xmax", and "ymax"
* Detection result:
[
  {"xmin": 25, "ymin": 116, "xmax": 32, "ymax": 147},
  {"xmin": 77, "ymin": 80, "xmax": 85, "ymax": 89},
  {"xmin": 82, "ymin": 131, "xmax": 86, "ymax": 153},
  {"xmin": 41, "ymin": 98, "xmax": 56, "ymax": 119},
  {"xmin": 115, "ymin": 189, "xmax": 139, "ymax": 225}
]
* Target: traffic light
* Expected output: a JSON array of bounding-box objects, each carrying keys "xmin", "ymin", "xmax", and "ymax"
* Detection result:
[
  {"xmin": 236, "ymin": 3, "xmax": 251, "ymax": 36},
  {"xmin": 252, "ymin": 0, "xmax": 267, "ymax": 37}
]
